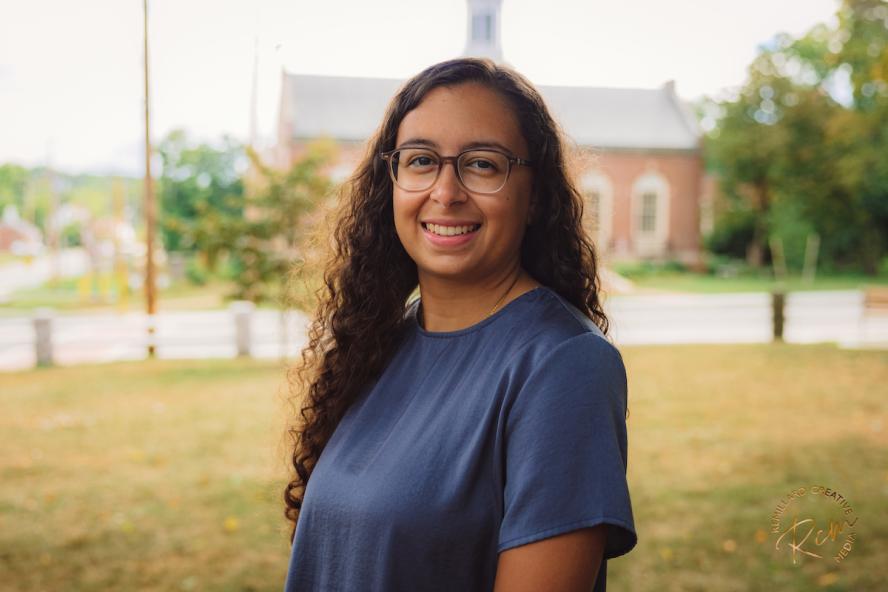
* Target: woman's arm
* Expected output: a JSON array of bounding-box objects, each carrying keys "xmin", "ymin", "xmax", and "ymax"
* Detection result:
[{"xmin": 493, "ymin": 524, "xmax": 607, "ymax": 592}]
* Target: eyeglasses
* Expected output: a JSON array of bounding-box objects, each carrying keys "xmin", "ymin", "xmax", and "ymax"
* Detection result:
[{"xmin": 379, "ymin": 147, "xmax": 532, "ymax": 194}]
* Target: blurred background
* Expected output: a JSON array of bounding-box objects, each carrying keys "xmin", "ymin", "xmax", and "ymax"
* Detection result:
[{"xmin": 1, "ymin": 0, "xmax": 886, "ymax": 590}]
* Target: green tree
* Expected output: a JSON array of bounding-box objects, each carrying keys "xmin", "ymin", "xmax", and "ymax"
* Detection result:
[
  {"xmin": 157, "ymin": 129, "xmax": 246, "ymax": 254},
  {"xmin": 704, "ymin": 42, "xmax": 800, "ymax": 267},
  {"xmin": 705, "ymin": 0, "xmax": 888, "ymax": 274},
  {"xmin": 21, "ymin": 170, "xmax": 54, "ymax": 234},
  {"xmin": 219, "ymin": 141, "xmax": 335, "ymax": 304},
  {"xmin": 826, "ymin": 0, "xmax": 888, "ymax": 272},
  {"xmin": 0, "ymin": 163, "xmax": 30, "ymax": 212}
]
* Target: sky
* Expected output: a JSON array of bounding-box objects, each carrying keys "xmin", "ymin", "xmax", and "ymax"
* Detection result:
[{"xmin": 0, "ymin": 0, "xmax": 840, "ymax": 176}]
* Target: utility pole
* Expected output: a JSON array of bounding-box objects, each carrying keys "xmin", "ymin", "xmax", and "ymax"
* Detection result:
[
  {"xmin": 143, "ymin": 0, "xmax": 157, "ymax": 357},
  {"xmin": 46, "ymin": 151, "xmax": 60, "ymax": 286},
  {"xmin": 249, "ymin": 34, "xmax": 259, "ymax": 152}
]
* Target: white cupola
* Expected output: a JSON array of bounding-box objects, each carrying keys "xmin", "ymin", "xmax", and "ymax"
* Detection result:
[{"xmin": 463, "ymin": 0, "xmax": 504, "ymax": 62}]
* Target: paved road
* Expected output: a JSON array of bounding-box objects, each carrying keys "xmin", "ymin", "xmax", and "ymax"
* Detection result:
[
  {"xmin": 0, "ymin": 248, "xmax": 90, "ymax": 302},
  {"xmin": 0, "ymin": 290, "xmax": 885, "ymax": 372},
  {"xmin": 606, "ymin": 290, "xmax": 884, "ymax": 345}
]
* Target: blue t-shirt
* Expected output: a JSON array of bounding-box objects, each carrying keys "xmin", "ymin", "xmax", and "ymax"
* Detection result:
[{"xmin": 283, "ymin": 285, "xmax": 637, "ymax": 591}]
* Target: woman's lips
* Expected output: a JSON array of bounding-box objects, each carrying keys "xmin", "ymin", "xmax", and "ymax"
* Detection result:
[{"xmin": 420, "ymin": 222, "xmax": 481, "ymax": 247}]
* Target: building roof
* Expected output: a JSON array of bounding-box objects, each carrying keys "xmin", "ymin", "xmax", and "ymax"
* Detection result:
[
  {"xmin": 538, "ymin": 82, "xmax": 700, "ymax": 150},
  {"xmin": 279, "ymin": 71, "xmax": 700, "ymax": 151},
  {"xmin": 280, "ymin": 73, "xmax": 404, "ymax": 142}
]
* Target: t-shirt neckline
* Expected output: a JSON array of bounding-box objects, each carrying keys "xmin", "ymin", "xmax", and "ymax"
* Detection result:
[{"xmin": 410, "ymin": 285, "xmax": 551, "ymax": 338}]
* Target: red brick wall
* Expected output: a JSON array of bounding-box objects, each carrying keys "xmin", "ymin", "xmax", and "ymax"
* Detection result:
[{"xmin": 585, "ymin": 149, "xmax": 702, "ymax": 264}]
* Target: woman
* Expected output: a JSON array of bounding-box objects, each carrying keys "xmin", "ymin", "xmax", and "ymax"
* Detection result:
[{"xmin": 282, "ymin": 57, "xmax": 637, "ymax": 592}]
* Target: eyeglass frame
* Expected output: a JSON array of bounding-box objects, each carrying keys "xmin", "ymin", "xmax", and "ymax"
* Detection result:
[{"xmin": 379, "ymin": 146, "xmax": 533, "ymax": 195}]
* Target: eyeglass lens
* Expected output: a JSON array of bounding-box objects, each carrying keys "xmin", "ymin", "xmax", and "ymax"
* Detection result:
[{"xmin": 389, "ymin": 148, "xmax": 510, "ymax": 193}]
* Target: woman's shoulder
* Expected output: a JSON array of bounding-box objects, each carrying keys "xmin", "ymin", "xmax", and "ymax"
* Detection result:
[
  {"xmin": 499, "ymin": 286, "xmax": 620, "ymax": 372},
  {"xmin": 534, "ymin": 285, "xmax": 606, "ymax": 339},
  {"xmin": 499, "ymin": 291, "xmax": 627, "ymax": 427},
  {"xmin": 521, "ymin": 285, "xmax": 608, "ymax": 344}
]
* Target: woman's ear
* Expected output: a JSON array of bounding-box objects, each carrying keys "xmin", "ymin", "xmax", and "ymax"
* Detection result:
[{"xmin": 526, "ymin": 199, "xmax": 536, "ymax": 225}]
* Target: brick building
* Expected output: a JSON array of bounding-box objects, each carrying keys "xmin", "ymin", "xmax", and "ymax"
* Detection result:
[
  {"xmin": 0, "ymin": 205, "xmax": 43, "ymax": 255},
  {"xmin": 276, "ymin": 0, "xmax": 704, "ymax": 264}
]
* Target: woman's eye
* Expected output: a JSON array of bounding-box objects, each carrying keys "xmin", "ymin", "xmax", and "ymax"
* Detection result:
[
  {"xmin": 410, "ymin": 156, "xmax": 435, "ymax": 167},
  {"xmin": 466, "ymin": 159, "xmax": 497, "ymax": 171}
]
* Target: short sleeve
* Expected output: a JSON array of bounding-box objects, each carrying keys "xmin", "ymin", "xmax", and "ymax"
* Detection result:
[{"xmin": 497, "ymin": 332, "xmax": 638, "ymax": 560}]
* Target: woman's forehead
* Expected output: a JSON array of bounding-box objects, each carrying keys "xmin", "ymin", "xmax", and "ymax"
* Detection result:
[{"xmin": 395, "ymin": 83, "xmax": 527, "ymax": 153}]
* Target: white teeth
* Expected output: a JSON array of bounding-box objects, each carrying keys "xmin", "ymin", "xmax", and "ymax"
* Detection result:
[{"xmin": 425, "ymin": 223, "xmax": 480, "ymax": 236}]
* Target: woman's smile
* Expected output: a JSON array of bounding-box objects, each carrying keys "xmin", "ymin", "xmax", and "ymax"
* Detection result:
[{"xmin": 421, "ymin": 221, "xmax": 483, "ymax": 247}]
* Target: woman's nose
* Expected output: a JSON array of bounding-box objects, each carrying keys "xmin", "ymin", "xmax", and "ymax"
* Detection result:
[{"xmin": 430, "ymin": 160, "xmax": 467, "ymax": 206}]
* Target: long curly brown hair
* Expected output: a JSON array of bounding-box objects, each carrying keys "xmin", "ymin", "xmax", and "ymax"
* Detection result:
[{"xmin": 283, "ymin": 57, "xmax": 618, "ymax": 543}]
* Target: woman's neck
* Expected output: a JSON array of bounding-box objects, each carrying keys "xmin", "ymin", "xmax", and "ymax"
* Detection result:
[{"xmin": 417, "ymin": 267, "xmax": 541, "ymax": 332}]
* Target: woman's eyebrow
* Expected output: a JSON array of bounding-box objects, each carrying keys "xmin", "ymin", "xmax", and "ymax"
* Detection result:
[
  {"xmin": 396, "ymin": 137, "xmax": 515, "ymax": 152},
  {"xmin": 461, "ymin": 140, "xmax": 513, "ymax": 152},
  {"xmin": 396, "ymin": 137, "xmax": 438, "ymax": 149}
]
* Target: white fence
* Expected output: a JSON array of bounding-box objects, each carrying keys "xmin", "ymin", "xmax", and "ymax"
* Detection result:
[
  {"xmin": 0, "ymin": 304, "xmax": 310, "ymax": 371},
  {"xmin": 1, "ymin": 290, "xmax": 885, "ymax": 372}
]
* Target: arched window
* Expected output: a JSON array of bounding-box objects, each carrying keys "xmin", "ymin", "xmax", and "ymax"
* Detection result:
[
  {"xmin": 579, "ymin": 172, "xmax": 614, "ymax": 253},
  {"xmin": 587, "ymin": 190, "xmax": 601, "ymax": 229},
  {"xmin": 640, "ymin": 191, "xmax": 657, "ymax": 233},
  {"xmin": 630, "ymin": 172, "xmax": 670, "ymax": 256}
]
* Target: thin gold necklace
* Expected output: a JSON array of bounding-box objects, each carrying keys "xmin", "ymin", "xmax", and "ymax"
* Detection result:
[
  {"xmin": 419, "ymin": 272, "xmax": 522, "ymax": 328},
  {"xmin": 487, "ymin": 272, "xmax": 522, "ymax": 317}
]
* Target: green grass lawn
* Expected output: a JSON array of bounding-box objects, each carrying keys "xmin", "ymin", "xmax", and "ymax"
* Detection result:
[
  {"xmin": 609, "ymin": 258, "xmax": 888, "ymax": 294},
  {"xmin": 626, "ymin": 272, "xmax": 888, "ymax": 294},
  {"xmin": 0, "ymin": 252, "xmax": 28, "ymax": 266},
  {"xmin": 0, "ymin": 276, "xmax": 241, "ymax": 317},
  {"xmin": 0, "ymin": 274, "xmax": 310, "ymax": 317},
  {"xmin": 1, "ymin": 345, "xmax": 886, "ymax": 591}
]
